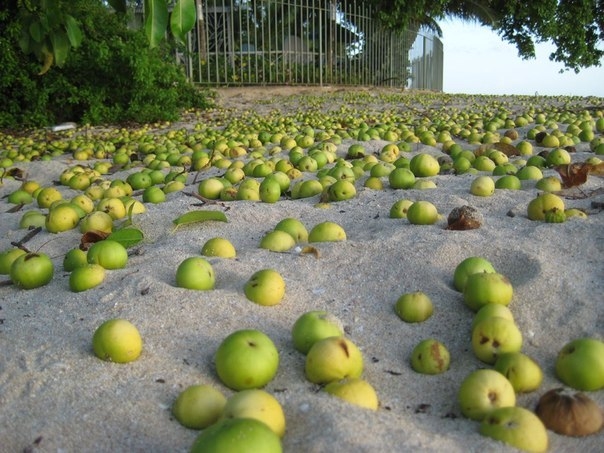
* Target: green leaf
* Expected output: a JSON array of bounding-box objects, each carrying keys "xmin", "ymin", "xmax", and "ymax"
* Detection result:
[
  {"xmin": 50, "ymin": 30, "xmax": 69, "ymax": 67},
  {"xmin": 29, "ymin": 21, "xmax": 42, "ymax": 43},
  {"xmin": 172, "ymin": 210, "xmax": 228, "ymax": 227},
  {"xmin": 170, "ymin": 0, "xmax": 196, "ymax": 44},
  {"xmin": 144, "ymin": 0, "xmax": 169, "ymax": 49},
  {"xmin": 107, "ymin": 228, "xmax": 144, "ymax": 248},
  {"xmin": 64, "ymin": 15, "xmax": 83, "ymax": 48}
]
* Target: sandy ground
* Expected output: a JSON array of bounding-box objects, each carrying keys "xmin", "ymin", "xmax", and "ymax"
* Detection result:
[{"xmin": 0, "ymin": 88, "xmax": 603, "ymax": 452}]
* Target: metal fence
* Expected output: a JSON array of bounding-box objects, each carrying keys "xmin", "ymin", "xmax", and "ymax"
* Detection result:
[{"xmin": 175, "ymin": 1, "xmax": 443, "ymax": 90}]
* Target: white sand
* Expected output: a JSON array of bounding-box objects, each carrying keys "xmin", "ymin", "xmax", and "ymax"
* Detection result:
[{"xmin": 0, "ymin": 88, "xmax": 603, "ymax": 452}]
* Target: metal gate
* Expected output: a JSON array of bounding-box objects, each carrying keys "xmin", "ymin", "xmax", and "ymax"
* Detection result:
[{"xmin": 178, "ymin": 1, "xmax": 443, "ymax": 89}]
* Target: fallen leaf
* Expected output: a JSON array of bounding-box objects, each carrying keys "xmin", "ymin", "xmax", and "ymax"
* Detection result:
[
  {"xmin": 172, "ymin": 210, "xmax": 228, "ymax": 228},
  {"xmin": 80, "ymin": 231, "xmax": 109, "ymax": 250},
  {"xmin": 555, "ymin": 163, "xmax": 591, "ymax": 188}
]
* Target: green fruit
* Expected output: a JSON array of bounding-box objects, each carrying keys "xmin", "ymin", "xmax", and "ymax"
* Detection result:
[
  {"xmin": 308, "ymin": 221, "xmax": 346, "ymax": 242},
  {"xmin": 259, "ymin": 230, "xmax": 296, "ymax": 252},
  {"xmin": 172, "ymin": 384, "xmax": 226, "ymax": 429},
  {"xmin": 92, "ymin": 318, "xmax": 143, "ymax": 363},
  {"xmin": 10, "ymin": 252, "xmax": 54, "ymax": 289},
  {"xmin": 406, "ymin": 200, "xmax": 438, "ymax": 225},
  {"xmin": 220, "ymin": 389, "xmax": 286, "ymax": 437},
  {"xmin": 495, "ymin": 175, "xmax": 521, "ymax": 190},
  {"xmin": 453, "ymin": 256, "xmax": 496, "ymax": 292},
  {"xmin": 190, "ymin": 418, "xmax": 282, "ymax": 453},
  {"xmin": 463, "ymin": 272, "xmax": 513, "ymax": 311},
  {"xmin": 472, "ymin": 316, "xmax": 523, "ymax": 364},
  {"xmin": 480, "ymin": 407, "xmax": 548, "ymax": 453},
  {"xmin": 328, "ymin": 179, "xmax": 356, "ymax": 201},
  {"xmin": 244, "ymin": 269, "xmax": 286, "ymax": 306},
  {"xmin": 87, "ymin": 240, "xmax": 128, "ymax": 270},
  {"xmin": 409, "ymin": 153, "xmax": 440, "ymax": 177},
  {"xmin": 470, "ymin": 176, "xmax": 495, "ymax": 197},
  {"xmin": 291, "ymin": 310, "xmax": 344, "ymax": 354},
  {"xmin": 175, "ymin": 256, "xmax": 215, "ymax": 290},
  {"xmin": 494, "ymin": 352, "xmax": 543, "ymax": 393},
  {"xmin": 274, "ymin": 218, "xmax": 308, "ymax": 243},
  {"xmin": 388, "ymin": 168, "xmax": 416, "ymax": 189},
  {"xmin": 389, "ymin": 199, "xmax": 414, "ymax": 218},
  {"xmin": 259, "ymin": 177, "xmax": 281, "ymax": 203},
  {"xmin": 471, "ymin": 304, "xmax": 514, "ymax": 331},
  {"xmin": 544, "ymin": 207, "xmax": 566, "ymax": 223},
  {"xmin": 305, "ymin": 336, "xmax": 363, "ymax": 384},
  {"xmin": 555, "ymin": 338, "xmax": 604, "ymax": 391},
  {"xmin": 214, "ymin": 329, "xmax": 279, "ymax": 390},
  {"xmin": 69, "ymin": 264, "xmax": 106, "ymax": 292},
  {"xmin": 527, "ymin": 193, "xmax": 565, "ymax": 221},
  {"xmin": 394, "ymin": 291, "xmax": 433, "ymax": 323},
  {"xmin": 410, "ymin": 338, "xmax": 450, "ymax": 374},
  {"xmin": 201, "ymin": 237, "xmax": 236, "ymax": 258},
  {"xmin": 458, "ymin": 369, "xmax": 516, "ymax": 421},
  {"xmin": 324, "ymin": 378, "xmax": 379, "ymax": 410},
  {"xmin": 45, "ymin": 204, "xmax": 80, "ymax": 233},
  {"xmin": 0, "ymin": 248, "xmax": 27, "ymax": 274}
]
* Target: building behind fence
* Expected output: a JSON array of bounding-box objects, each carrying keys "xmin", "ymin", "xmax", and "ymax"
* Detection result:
[{"xmin": 164, "ymin": 1, "xmax": 443, "ymax": 90}]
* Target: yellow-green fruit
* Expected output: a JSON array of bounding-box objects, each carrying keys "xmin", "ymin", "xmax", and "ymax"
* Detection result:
[
  {"xmin": 308, "ymin": 221, "xmax": 346, "ymax": 242},
  {"xmin": 69, "ymin": 264, "xmax": 105, "ymax": 292},
  {"xmin": 172, "ymin": 384, "xmax": 226, "ymax": 429},
  {"xmin": 244, "ymin": 269, "xmax": 286, "ymax": 306},
  {"xmin": 324, "ymin": 378, "xmax": 379, "ymax": 410},
  {"xmin": 201, "ymin": 237, "xmax": 236, "ymax": 258},
  {"xmin": 221, "ymin": 389, "xmax": 286, "ymax": 437},
  {"xmin": 92, "ymin": 318, "xmax": 143, "ymax": 363},
  {"xmin": 464, "ymin": 272, "xmax": 514, "ymax": 311},
  {"xmin": 527, "ymin": 193, "xmax": 565, "ymax": 221},
  {"xmin": 480, "ymin": 407, "xmax": 548, "ymax": 453},
  {"xmin": 260, "ymin": 230, "xmax": 296, "ymax": 252}
]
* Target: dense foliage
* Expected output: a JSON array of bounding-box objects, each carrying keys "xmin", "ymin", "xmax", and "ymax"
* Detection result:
[
  {"xmin": 0, "ymin": 1, "xmax": 211, "ymax": 128},
  {"xmin": 367, "ymin": 0, "xmax": 604, "ymax": 72}
]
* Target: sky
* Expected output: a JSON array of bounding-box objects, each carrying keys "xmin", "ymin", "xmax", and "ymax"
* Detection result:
[{"xmin": 438, "ymin": 19, "xmax": 604, "ymax": 97}]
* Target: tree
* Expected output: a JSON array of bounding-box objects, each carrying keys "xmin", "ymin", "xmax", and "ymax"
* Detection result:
[{"xmin": 366, "ymin": 0, "xmax": 604, "ymax": 72}]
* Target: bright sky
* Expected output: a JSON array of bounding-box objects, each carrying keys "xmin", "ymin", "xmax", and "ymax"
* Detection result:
[{"xmin": 439, "ymin": 19, "xmax": 604, "ymax": 97}]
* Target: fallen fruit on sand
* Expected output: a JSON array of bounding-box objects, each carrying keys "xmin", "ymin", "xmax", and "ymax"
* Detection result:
[
  {"xmin": 175, "ymin": 256, "xmax": 215, "ymax": 290},
  {"xmin": 527, "ymin": 193, "xmax": 565, "ymax": 221},
  {"xmin": 10, "ymin": 252, "xmax": 54, "ymax": 289},
  {"xmin": 214, "ymin": 329, "xmax": 279, "ymax": 390},
  {"xmin": 201, "ymin": 237, "xmax": 237, "ymax": 258},
  {"xmin": 244, "ymin": 268, "xmax": 286, "ymax": 306},
  {"xmin": 463, "ymin": 272, "xmax": 513, "ymax": 311},
  {"xmin": 190, "ymin": 418, "xmax": 282, "ymax": 453},
  {"xmin": 79, "ymin": 210, "xmax": 114, "ymax": 234},
  {"xmin": 453, "ymin": 256, "xmax": 496, "ymax": 292},
  {"xmin": 305, "ymin": 336, "xmax": 363, "ymax": 384},
  {"xmin": 308, "ymin": 221, "xmax": 346, "ymax": 242},
  {"xmin": 221, "ymin": 389, "xmax": 286, "ymax": 437},
  {"xmin": 406, "ymin": 200, "xmax": 438, "ymax": 225},
  {"xmin": 410, "ymin": 338, "xmax": 450, "ymax": 374},
  {"xmin": 45, "ymin": 203, "xmax": 80, "ymax": 233},
  {"xmin": 291, "ymin": 310, "xmax": 344, "ymax": 354},
  {"xmin": 471, "ymin": 304, "xmax": 515, "ymax": 330},
  {"xmin": 259, "ymin": 230, "xmax": 296, "ymax": 252},
  {"xmin": 274, "ymin": 217, "xmax": 308, "ymax": 243},
  {"xmin": 0, "ymin": 248, "xmax": 27, "ymax": 275},
  {"xmin": 172, "ymin": 384, "xmax": 226, "ymax": 429},
  {"xmin": 87, "ymin": 239, "xmax": 128, "ymax": 270},
  {"xmin": 555, "ymin": 337, "xmax": 604, "ymax": 391},
  {"xmin": 324, "ymin": 378, "xmax": 379, "ymax": 410},
  {"xmin": 494, "ymin": 352, "xmax": 543, "ymax": 393},
  {"xmin": 394, "ymin": 291, "xmax": 434, "ymax": 323},
  {"xmin": 458, "ymin": 369, "xmax": 516, "ymax": 421},
  {"xmin": 92, "ymin": 318, "xmax": 142, "ymax": 363},
  {"xmin": 470, "ymin": 176, "xmax": 495, "ymax": 197},
  {"xmin": 472, "ymin": 316, "xmax": 523, "ymax": 364},
  {"xmin": 389, "ymin": 199, "xmax": 414, "ymax": 218},
  {"xmin": 535, "ymin": 388, "xmax": 604, "ymax": 437},
  {"xmin": 69, "ymin": 263, "xmax": 105, "ymax": 292},
  {"xmin": 480, "ymin": 406, "xmax": 548, "ymax": 453}
]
